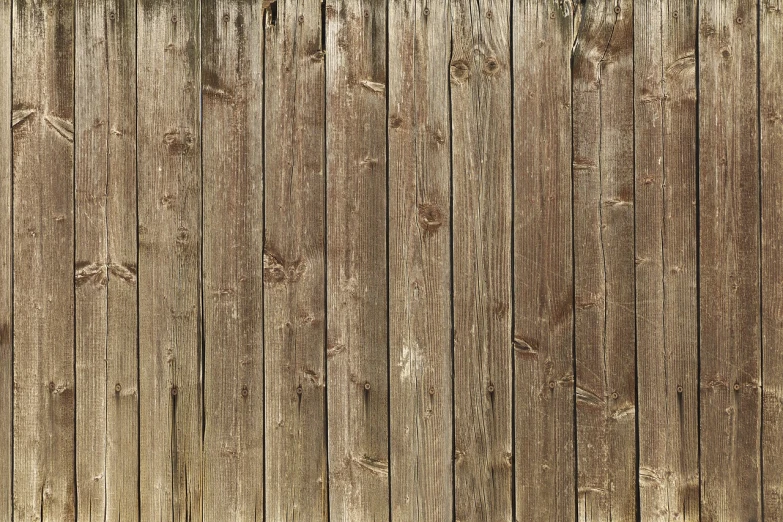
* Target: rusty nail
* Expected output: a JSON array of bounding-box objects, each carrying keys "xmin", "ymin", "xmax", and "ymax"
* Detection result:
[
  {"xmin": 734, "ymin": 383, "xmax": 741, "ymax": 391},
  {"xmin": 115, "ymin": 383, "xmax": 122, "ymax": 393},
  {"xmin": 49, "ymin": 381, "xmax": 56, "ymax": 391},
  {"xmin": 548, "ymin": 381, "xmax": 556, "ymax": 389},
  {"xmin": 171, "ymin": 14, "xmax": 178, "ymax": 23},
  {"xmin": 486, "ymin": 10, "xmax": 492, "ymax": 18},
  {"xmin": 364, "ymin": 381, "xmax": 371, "ymax": 391},
  {"xmin": 676, "ymin": 385, "xmax": 683, "ymax": 393},
  {"xmin": 423, "ymin": 7, "xmax": 429, "ymax": 15},
  {"xmin": 364, "ymin": 10, "xmax": 369, "ymax": 18},
  {"xmin": 223, "ymin": 13, "xmax": 230, "ymax": 22},
  {"xmin": 614, "ymin": 6, "xmax": 621, "ymax": 14},
  {"xmin": 487, "ymin": 384, "xmax": 495, "ymax": 393},
  {"xmin": 672, "ymin": 11, "xmax": 678, "ymax": 18},
  {"xmin": 171, "ymin": 385, "xmax": 178, "ymax": 396},
  {"xmin": 428, "ymin": 386, "xmax": 435, "ymax": 395},
  {"xmin": 241, "ymin": 385, "xmax": 249, "ymax": 397},
  {"xmin": 611, "ymin": 392, "xmax": 619, "ymax": 400},
  {"xmin": 296, "ymin": 385, "xmax": 303, "ymax": 395},
  {"xmin": 550, "ymin": 11, "xmax": 555, "ymax": 18},
  {"xmin": 298, "ymin": 14, "xmax": 305, "ymax": 23},
  {"xmin": 736, "ymin": 17, "xmax": 743, "ymax": 24},
  {"xmin": 109, "ymin": 11, "xmax": 116, "ymax": 20}
]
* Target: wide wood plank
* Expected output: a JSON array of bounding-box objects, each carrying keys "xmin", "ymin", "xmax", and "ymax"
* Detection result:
[
  {"xmin": 137, "ymin": 0, "xmax": 203, "ymax": 519},
  {"xmin": 449, "ymin": 0, "xmax": 513, "ymax": 517},
  {"xmin": 263, "ymin": 0, "xmax": 328, "ymax": 518},
  {"xmin": 572, "ymin": 1, "xmax": 636, "ymax": 520},
  {"xmin": 12, "ymin": 0, "xmax": 76, "ymax": 519},
  {"xmin": 388, "ymin": 0, "xmax": 452, "ymax": 518},
  {"xmin": 324, "ymin": 0, "xmax": 389, "ymax": 514},
  {"xmin": 512, "ymin": 1, "xmax": 574, "ymax": 520},
  {"xmin": 634, "ymin": 0, "xmax": 699, "ymax": 520}
]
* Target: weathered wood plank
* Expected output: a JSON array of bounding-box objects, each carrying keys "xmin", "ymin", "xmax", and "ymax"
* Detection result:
[
  {"xmin": 263, "ymin": 0, "xmax": 328, "ymax": 518},
  {"xmin": 449, "ymin": 0, "xmax": 513, "ymax": 517},
  {"xmin": 201, "ymin": 1, "xmax": 264, "ymax": 519},
  {"xmin": 324, "ymin": 0, "xmax": 389, "ymax": 514},
  {"xmin": 762, "ymin": 1, "xmax": 783, "ymax": 519},
  {"xmin": 572, "ymin": 1, "xmax": 636, "ymax": 520},
  {"xmin": 698, "ymin": 1, "xmax": 761, "ymax": 520},
  {"xmin": 388, "ymin": 0, "xmax": 452, "ymax": 518},
  {"xmin": 12, "ymin": 0, "xmax": 76, "ymax": 519},
  {"xmin": 634, "ymin": 0, "xmax": 699, "ymax": 520},
  {"xmin": 512, "ymin": 1, "xmax": 574, "ymax": 520},
  {"xmin": 137, "ymin": 0, "xmax": 203, "ymax": 519}
]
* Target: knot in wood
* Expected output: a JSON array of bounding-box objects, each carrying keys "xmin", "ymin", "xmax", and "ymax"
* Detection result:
[
  {"xmin": 450, "ymin": 59, "xmax": 470, "ymax": 83},
  {"xmin": 417, "ymin": 203, "xmax": 443, "ymax": 232}
]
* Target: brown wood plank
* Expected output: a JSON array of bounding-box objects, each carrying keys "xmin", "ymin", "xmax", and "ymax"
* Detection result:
[
  {"xmin": 388, "ymin": 0, "xmax": 452, "ymax": 518},
  {"xmin": 11, "ymin": 0, "xmax": 76, "ymax": 519},
  {"xmin": 512, "ymin": 1, "xmax": 574, "ymax": 519},
  {"xmin": 137, "ymin": 0, "xmax": 203, "ymax": 519},
  {"xmin": 201, "ymin": 1, "xmax": 265, "ymax": 519},
  {"xmin": 762, "ymin": 1, "xmax": 783, "ymax": 519},
  {"xmin": 263, "ymin": 0, "xmax": 328, "ymax": 518},
  {"xmin": 449, "ymin": 0, "xmax": 513, "ymax": 517},
  {"xmin": 698, "ymin": 1, "xmax": 761, "ymax": 520},
  {"xmin": 635, "ymin": 0, "xmax": 699, "ymax": 520},
  {"xmin": 324, "ymin": 0, "xmax": 388, "ymax": 514},
  {"xmin": 572, "ymin": 1, "xmax": 636, "ymax": 520}
]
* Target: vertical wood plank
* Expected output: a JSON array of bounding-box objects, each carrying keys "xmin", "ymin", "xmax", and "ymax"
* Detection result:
[
  {"xmin": 324, "ymin": 0, "xmax": 388, "ymax": 513},
  {"xmin": 762, "ymin": 1, "xmax": 783, "ymax": 519},
  {"xmin": 698, "ymin": 0, "xmax": 761, "ymax": 520},
  {"xmin": 0, "ymin": 0, "xmax": 10, "ymax": 518},
  {"xmin": 634, "ymin": 0, "xmax": 699, "ymax": 519},
  {"xmin": 388, "ymin": 0, "xmax": 452, "ymax": 518},
  {"xmin": 263, "ymin": 0, "xmax": 328, "ymax": 517},
  {"xmin": 137, "ymin": 0, "xmax": 203, "ymax": 519},
  {"xmin": 449, "ymin": 0, "xmax": 512, "ymax": 517},
  {"xmin": 572, "ymin": 1, "xmax": 636, "ymax": 520},
  {"xmin": 201, "ymin": 0, "xmax": 264, "ymax": 519},
  {"xmin": 512, "ymin": 1, "xmax": 574, "ymax": 520},
  {"xmin": 12, "ymin": 0, "xmax": 76, "ymax": 519}
]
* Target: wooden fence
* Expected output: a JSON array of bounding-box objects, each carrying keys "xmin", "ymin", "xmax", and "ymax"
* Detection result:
[{"xmin": 0, "ymin": 0, "xmax": 781, "ymax": 520}]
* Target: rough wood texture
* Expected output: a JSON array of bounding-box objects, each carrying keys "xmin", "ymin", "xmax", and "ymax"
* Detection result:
[
  {"xmin": 512, "ymin": 2, "xmax": 574, "ymax": 520},
  {"xmin": 137, "ymin": 0, "xmax": 203, "ymax": 519},
  {"xmin": 324, "ymin": 0, "xmax": 389, "ymax": 514},
  {"xmin": 449, "ymin": 0, "xmax": 513, "ymax": 517},
  {"xmin": 388, "ymin": 0, "xmax": 452, "ymax": 518},
  {"xmin": 572, "ymin": 1, "xmax": 636, "ymax": 520},
  {"xmin": 263, "ymin": 0, "xmax": 328, "ymax": 518},
  {"xmin": 75, "ymin": 1, "xmax": 138, "ymax": 519},
  {"xmin": 12, "ymin": 0, "xmax": 76, "ymax": 520},
  {"xmin": 202, "ymin": 1, "xmax": 264, "ymax": 519},
  {"xmin": 698, "ymin": 1, "xmax": 761, "ymax": 520}
]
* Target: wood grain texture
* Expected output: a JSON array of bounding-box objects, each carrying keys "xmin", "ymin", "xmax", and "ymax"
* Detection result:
[
  {"xmin": 202, "ymin": 1, "xmax": 264, "ymax": 520},
  {"xmin": 137, "ymin": 0, "xmax": 203, "ymax": 519},
  {"xmin": 512, "ymin": 2, "xmax": 574, "ymax": 520},
  {"xmin": 263, "ymin": 0, "xmax": 328, "ymax": 518},
  {"xmin": 449, "ymin": 0, "xmax": 512, "ymax": 517},
  {"xmin": 572, "ymin": 1, "xmax": 636, "ymax": 520},
  {"xmin": 634, "ymin": 0, "xmax": 699, "ymax": 520},
  {"xmin": 324, "ymin": 0, "xmax": 389, "ymax": 514},
  {"xmin": 698, "ymin": 1, "xmax": 761, "ymax": 520},
  {"xmin": 12, "ymin": 0, "xmax": 76, "ymax": 520},
  {"xmin": 75, "ymin": 1, "xmax": 138, "ymax": 519},
  {"xmin": 388, "ymin": 0, "xmax": 452, "ymax": 518}
]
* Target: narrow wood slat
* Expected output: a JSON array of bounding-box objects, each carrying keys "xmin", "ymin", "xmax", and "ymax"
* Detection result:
[
  {"xmin": 138, "ymin": 0, "xmax": 203, "ymax": 519},
  {"xmin": 12, "ymin": 0, "xmax": 76, "ymax": 519},
  {"xmin": 572, "ymin": 1, "xmax": 636, "ymax": 520},
  {"xmin": 634, "ymin": 0, "xmax": 699, "ymax": 520},
  {"xmin": 325, "ymin": 0, "xmax": 389, "ymax": 514},
  {"xmin": 512, "ymin": 1, "xmax": 574, "ymax": 520},
  {"xmin": 388, "ymin": 0, "xmax": 452, "ymax": 518},
  {"xmin": 263, "ymin": 0, "xmax": 328, "ymax": 518},
  {"xmin": 202, "ymin": 1, "xmax": 264, "ymax": 519},
  {"xmin": 449, "ymin": 0, "xmax": 513, "ymax": 517}
]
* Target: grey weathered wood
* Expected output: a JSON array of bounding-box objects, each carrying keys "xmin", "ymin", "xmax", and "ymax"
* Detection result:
[
  {"xmin": 12, "ymin": 0, "xmax": 76, "ymax": 519},
  {"xmin": 762, "ymin": 1, "xmax": 783, "ymax": 519},
  {"xmin": 137, "ymin": 0, "xmax": 203, "ymax": 519},
  {"xmin": 201, "ymin": 1, "xmax": 265, "ymax": 519},
  {"xmin": 572, "ymin": 1, "xmax": 636, "ymax": 520},
  {"xmin": 512, "ymin": 2, "xmax": 574, "ymax": 520},
  {"xmin": 263, "ymin": 0, "xmax": 328, "ymax": 518},
  {"xmin": 388, "ymin": 0, "xmax": 452, "ymax": 518},
  {"xmin": 324, "ymin": 0, "xmax": 389, "ymax": 514},
  {"xmin": 634, "ymin": 0, "xmax": 699, "ymax": 520},
  {"xmin": 0, "ymin": 0, "xmax": 10, "ymax": 518},
  {"xmin": 698, "ymin": 1, "xmax": 761, "ymax": 520},
  {"xmin": 449, "ymin": 0, "xmax": 513, "ymax": 517}
]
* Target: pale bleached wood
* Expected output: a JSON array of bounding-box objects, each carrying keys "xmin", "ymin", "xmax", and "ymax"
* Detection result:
[
  {"xmin": 512, "ymin": 1, "xmax": 574, "ymax": 519},
  {"xmin": 12, "ymin": 0, "xmax": 76, "ymax": 519},
  {"xmin": 634, "ymin": 0, "xmax": 699, "ymax": 520},
  {"xmin": 388, "ymin": 0, "xmax": 452, "ymax": 518},
  {"xmin": 137, "ymin": 0, "xmax": 203, "ymax": 519},
  {"xmin": 0, "ymin": 0, "xmax": 10, "ymax": 518},
  {"xmin": 572, "ymin": 1, "xmax": 636, "ymax": 520},
  {"xmin": 263, "ymin": 0, "xmax": 328, "ymax": 518},
  {"xmin": 449, "ymin": 0, "xmax": 513, "ymax": 517},
  {"xmin": 202, "ymin": 1, "xmax": 264, "ymax": 519}
]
